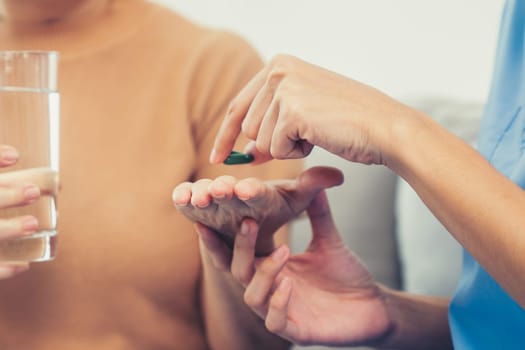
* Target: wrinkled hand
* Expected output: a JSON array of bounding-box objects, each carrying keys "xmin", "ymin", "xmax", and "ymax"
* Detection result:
[
  {"xmin": 210, "ymin": 54, "xmax": 412, "ymax": 166},
  {"xmin": 196, "ymin": 191, "xmax": 392, "ymax": 347},
  {"xmin": 172, "ymin": 166, "xmax": 343, "ymax": 254}
]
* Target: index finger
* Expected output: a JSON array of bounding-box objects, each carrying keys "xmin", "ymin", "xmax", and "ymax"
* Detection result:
[
  {"xmin": 210, "ymin": 67, "xmax": 268, "ymax": 164},
  {"xmin": 0, "ymin": 168, "xmax": 59, "ymax": 196}
]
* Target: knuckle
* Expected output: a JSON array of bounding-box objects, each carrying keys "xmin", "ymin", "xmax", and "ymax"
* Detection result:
[
  {"xmin": 270, "ymin": 54, "xmax": 294, "ymax": 68},
  {"xmin": 266, "ymin": 69, "xmax": 285, "ymax": 89},
  {"xmin": 240, "ymin": 119, "xmax": 254, "ymax": 138},
  {"xmin": 280, "ymin": 99, "xmax": 300, "ymax": 119},
  {"xmin": 267, "ymin": 56, "xmax": 294, "ymax": 86},
  {"xmin": 243, "ymin": 291, "xmax": 264, "ymax": 309},
  {"xmin": 254, "ymin": 138, "xmax": 268, "ymax": 154},
  {"xmin": 231, "ymin": 264, "xmax": 248, "ymax": 284},
  {"xmin": 269, "ymin": 293, "xmax": 286, "ymax": 312},
  {"xmin": 265, "ymin": 318, "xmax": 284, "ymax": 334},
  {"xmin": 234, "ymin": 270, "xmax": 251, "ymax": 286},
  {"xmin": 226, "ymin": 99, "xmax": 238, "ymax": 116},
  {"xmin": 257, "ymin": 259, "xmax": 278, "ymax": 277}
]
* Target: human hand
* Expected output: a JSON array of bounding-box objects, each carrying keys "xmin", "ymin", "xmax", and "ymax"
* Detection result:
[
  {"xmin": 196, "ymin": 190, "xmax": 392, "ymax": 347},
  {"xmin": 172, "ymin": 166, "xmax": 343, "ymax": 255},
  {"xmin": 210, "ymin": 54, "xmax": 415, "ymax": 166},
  {"xmin": 0, "ymin": 145, "xmax": 44, "ymax": 279}
]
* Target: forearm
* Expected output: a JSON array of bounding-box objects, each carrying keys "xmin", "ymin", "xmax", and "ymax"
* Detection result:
[
  {"xmin": 377, "ymin": 286, "xmax": 452, "ymax": 350},
  {"xmin": 388, "ymin": 110, "xmax": 525, "ymax": 306},
  {"xmin": 199, "ymin": 241, "xmax": 290, "ymax": 350}
]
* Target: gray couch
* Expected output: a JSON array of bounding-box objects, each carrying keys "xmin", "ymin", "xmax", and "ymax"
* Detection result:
[{"xmin": 289, "ymin": 98, "xmax": 482, "ymax": 350}]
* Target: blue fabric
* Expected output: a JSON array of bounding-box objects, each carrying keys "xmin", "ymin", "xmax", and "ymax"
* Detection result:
[{"xmin": 449, "ymin": 0, "xmax": 525, "ymax": 348}]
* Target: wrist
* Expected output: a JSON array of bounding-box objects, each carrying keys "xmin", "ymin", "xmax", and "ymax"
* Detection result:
[
  {"xmin": 381, "ymin": 107, "xmax": 432, "ymax": 175},
  {"xmin": 374, "ymin": 285, "xmax": 452, "ymax": 350}
]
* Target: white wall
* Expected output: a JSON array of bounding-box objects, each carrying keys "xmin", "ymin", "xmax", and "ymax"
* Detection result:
[{"xmin": 152, "ymin": 0, "xmax": 504, "ymax": 102}]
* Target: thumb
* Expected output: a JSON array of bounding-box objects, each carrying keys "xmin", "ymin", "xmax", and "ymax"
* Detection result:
[
  {"xmin": 271, "ymin": 166, "xmax": 344, "ymax": 217},
  {"xmin": 296, "ymin": 166, "xmax": 344, "ymax": 194},
  {"xmin": 306, "ymin": 190, "xmax": 340, "ymax": 246}
]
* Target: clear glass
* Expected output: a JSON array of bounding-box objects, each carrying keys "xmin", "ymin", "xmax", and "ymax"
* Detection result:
[{"xmin": 0, "ymin": 51, "xmax": 60, "ymax": 262}]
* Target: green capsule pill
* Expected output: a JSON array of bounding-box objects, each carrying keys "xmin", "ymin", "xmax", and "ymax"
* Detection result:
[{"xmin": 223, "ymin": 151, "xmax": 254, "ymax": 165}]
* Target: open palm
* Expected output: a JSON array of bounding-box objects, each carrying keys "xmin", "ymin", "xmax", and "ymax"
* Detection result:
[
  {"xmin": 173, "ymin": 166, "xmax": 343, "ymax": 252},
  {"xmin": 249, "ymin": 192, "xmax": 392, "ymax": 347}
]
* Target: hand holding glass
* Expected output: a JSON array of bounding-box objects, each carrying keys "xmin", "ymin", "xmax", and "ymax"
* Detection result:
[{"xmin": 0, "ymin": 51, "xmax": 59, "ymax": 262}]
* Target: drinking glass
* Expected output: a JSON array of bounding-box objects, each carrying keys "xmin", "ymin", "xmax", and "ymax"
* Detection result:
[{"xmin": 0, "ymin": 51, "xmax": 59, "ymax": 262}]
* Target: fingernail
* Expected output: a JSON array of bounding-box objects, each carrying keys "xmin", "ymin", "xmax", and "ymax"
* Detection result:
[
  {"xmin": 279, "ymin": 277, "xmax": 291, "ymax": 291},
  {"xmin": 171, "ymin": 190, "xmax": 181, "ymax": 205},
  {"xmin": 240, "ymin": 221, "xmax": 250, "ymax": 235},
  {"xmin": 13, "ymin": 264, "xmax": 30, "ymax": 273},
  {"xmin": 21, "ymin": 216, "xmax": 38, "ymax": 233},
  {"xmin": 24, "ymin": 185, "xmax": 40, "ymax": 201},
  {"xmin": 1, "ymin": 149, "xmax": 19, "ymax": 163},
  {"xmin": 272, "ymin": 245, "xmax": 288, "ymax": 262},
  {"xmin": 209, "ymin": 149, "xmax": 218, "ymax": 164}
]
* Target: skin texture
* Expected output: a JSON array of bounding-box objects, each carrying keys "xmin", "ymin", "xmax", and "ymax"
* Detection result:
[
  {"xmin": 173, "ymin": 166, "xmax": 344, "ymax": 254},
  {"xmin": 0, "ymin": 1, "xmax": 303, "ymax": 349},
  {"xmin": 202, "ymin": 54, "xmax": 525, "ymax": 347}
]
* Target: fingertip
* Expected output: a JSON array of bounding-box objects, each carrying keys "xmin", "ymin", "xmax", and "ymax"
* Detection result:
[
  {"xmin": 242, "ymin": 140, "xmax": 257, "ymax": 155},
  {"xmin": 209, "ymin": 148, "xmax": 221, "ymax": 164},
  {"xmin": 172, "ymin": 183, "xmax": 192, "ymax": 206},
  {"xmin": 299, "ymin": 166, "xmax": 344, "ymax": 192},
  {"xmin": 234, "ymin": 177, "xmax": 265, "ymax": 201},
  {"xmin": 0, "ymin": 263, "xmax": 29, "ymax": 279},
  {"xmin": 209, "ymin": 177, "xmax": 235, "ymax": 200},
  {"xmin": 239, "ymin": 217, "xmax": 258, "ymax": 236},
  {"xmin": 0, "ymin": 147, "xmax": 19, "ymax": 166},
  {"xmin": 21, "ymin": 216, "xmax": 39, "ymax": 235},
  {"xmin": 244, "ymin": 142, "xmax": 273, "ymax": 165},
  {"xmin": 271, "ymin": 244, "xmax": 290, "ymax": 263},
  {"xmin": 13, "ymin": 263, "xmax": 30, "ymax": 274},
  {"xmin": 239, "ymin": 220, "xmax": 251, "ymax": 236},
  {"xmin": 210, "ymin": 129, "xmax": 238, "ymax": 164},
  {"xmin": 23, "ymin": 185, "xmax": 41, "ymax": 203}
]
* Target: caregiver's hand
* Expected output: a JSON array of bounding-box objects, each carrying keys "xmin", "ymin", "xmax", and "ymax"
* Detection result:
[
  {"xmin": 210, "ymin": 54, "xmax": 417, "ymax": 166},
  {"xmin": 196, "ymin": 190, "xmax": 392, "ymax": 347},
  {"xmin": 0, "ymin": 145, "xmax": 42, "ymax": 279}
]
